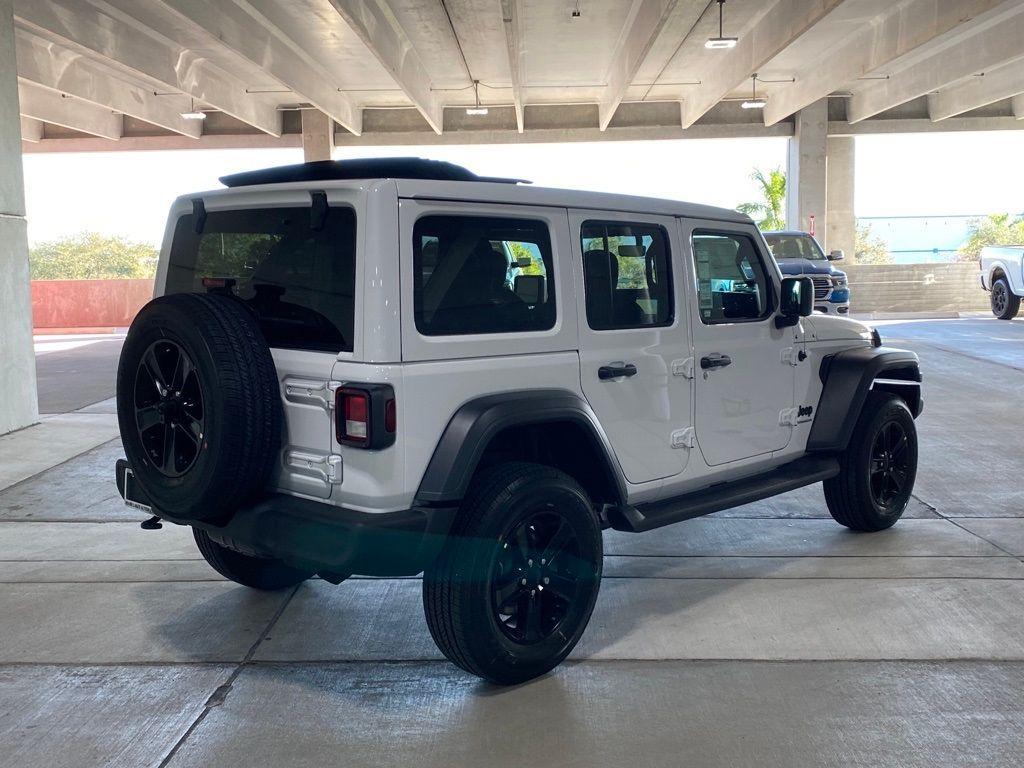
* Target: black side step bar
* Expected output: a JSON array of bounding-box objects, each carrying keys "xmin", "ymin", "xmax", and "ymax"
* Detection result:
[{"xmin": 612, "ymin": 454, "xmax": 840, "ymax": 533}]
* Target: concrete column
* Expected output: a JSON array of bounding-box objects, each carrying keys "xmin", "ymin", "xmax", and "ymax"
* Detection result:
[
  {"xmin": 301, "ymin": 109, "xmax": 335, "ymax": 162},
  {"xmin": 825, "ymin": 136, "xmax": 855, "ymax": 260},
  {"xmin": 0, "ymin": 0, "xmax": 39, "ymax": 435},
  {"xmin": 786, "ymin": 98, "xmax": 828, "ymax": 245}
]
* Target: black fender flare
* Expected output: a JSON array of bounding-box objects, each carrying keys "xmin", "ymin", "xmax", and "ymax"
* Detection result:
[
  {"xmin": 807, "ymin": 346, "xmax": 922, "ymax": 453},
  {"xmin": 413, "ymin": 389, "xmax": 626, "ymax": 506}
]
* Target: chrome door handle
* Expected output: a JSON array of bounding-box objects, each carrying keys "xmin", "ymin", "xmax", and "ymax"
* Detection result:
[
  {"xmin": 598, "ymin": 363, "xmax": 638, "ymax": 380},
  {"xmin": 700, "ymin": 353, "xmax": 732, "ymax": 370}
]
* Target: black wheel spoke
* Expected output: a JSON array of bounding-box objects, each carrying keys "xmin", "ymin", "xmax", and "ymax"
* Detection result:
[
  {"xmin": 545, "ymin": 571, "xmax": 576, "ymax": 602},
  {"xmin": 161, "ymin": 421, "xmax": 176, "ymax": 472},
  {"xmin": 183, "ymin": 412, "xmax": 203, "ymax": 439},
  {"xmin": 891, "ymin": 433, "xmax": 909, "ymax": 459},
  {"xmin": 174, "ymin": 421, "xmax": 199, "ymax": 449},
  {"xmin": 522, "ymin": 593, "xmax": 542, "ymax": 642},
  {"xmin": 170, "ymin": 351, "xmax": 194, "ymax": 393},
  {"xmin": 494, "ymin": 576, "xmax": 523, "ymax": 612},
  {"xmin": 142, "ymin": 347, "xmax": 167, "ymax": 394},
  {"xmin": 136, "ymin": 405, "xmax": 161, "ymax": 432},
  {"xmin": 513, "ymin": 524, "xmax": 532, "ymax": 563},
  {"xmin": 540, "ymin": 519, "xmax": 571, "ymax": 567}
]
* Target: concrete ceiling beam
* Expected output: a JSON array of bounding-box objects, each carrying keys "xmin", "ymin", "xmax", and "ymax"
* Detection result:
[
  {"xmin": 18, "ymin": 80, "xmax": 122, "ymax": 140},
  {"xmin": 19, "ymin": 116, "xmax": 43, "ymax": 143},
  {"xmin": 326, "ymin": 0, "xmax": 443, "ymax": 134},
  {"xmin": 848, "ymin": 3, "xmax": 1024, "ymax": 123},
  {"xmin": 15, "ymin": 0, "xmax": 282, "ymax": 136},
  {"xmin": 598, "ymin": 0, "xmax": 678, "ymax": 131},
  {"xmin": 763, "ymin": 0, "xmax": 1013, "ymax": 126},
  {"xmin": 928, "ymin": 58, "xmax": 1024, "ymax": 120},
  {"xmin": 679, "ymin": 0, "xmax": 846, "ymax": 130},
  {"xmin": 147, "ymin": 0, "xmax": 362, "ymax": 135},
  {"xmin": 501, "ymin": 0, "xmax": 525, "ymax": 133},
  {"xmin": 15, "ymin": 30, "xmax": 202, "ymax": 139},
  {"xmin": 1013, "ymin": 93, "xmax": 1024, "ymax": 118}
]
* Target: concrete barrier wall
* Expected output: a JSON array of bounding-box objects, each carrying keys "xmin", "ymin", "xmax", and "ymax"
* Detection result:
[
  {"xmin": 844, "ymin": 262, "xmax": 988, "ymax": 314},
  {"xmin": 31, "ymin": 279, "xmax": 154, "ymax": 329}
]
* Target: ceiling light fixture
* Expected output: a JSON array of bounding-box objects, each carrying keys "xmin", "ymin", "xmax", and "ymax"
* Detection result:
[
  {"xmin": 180, "ymin": 97, "xmax": 206, "ymax": 120},
  {"xmin": 705, "ymin": 0, "xmax": 738, "ymax": 49},
  {"xmin": 465, "ymin": 80, "xmax": 488, "ymax": 115},
  {"xmin": 741, "ymin": 73, "xmax": 766, "ymax": 109}
]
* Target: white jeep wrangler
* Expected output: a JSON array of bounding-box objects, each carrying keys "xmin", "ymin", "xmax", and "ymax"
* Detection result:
[{"xmin": 116, "ymin": 158, "xmax": 923, "ymax": 684}]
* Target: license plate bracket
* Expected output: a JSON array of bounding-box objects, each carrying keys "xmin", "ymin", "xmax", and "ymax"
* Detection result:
[{"xmin": 115, "ymin": 458, "xmax": 154, "ymax": 514}]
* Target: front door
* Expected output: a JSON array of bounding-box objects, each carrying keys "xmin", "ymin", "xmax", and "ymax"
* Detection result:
[
  {"xmin": 571, "ymin": 211, "xmax": 693, "ymax": 484},
  {"xmin": 682, "ymin": 220, "xmax": 795, "ymax": 466}
]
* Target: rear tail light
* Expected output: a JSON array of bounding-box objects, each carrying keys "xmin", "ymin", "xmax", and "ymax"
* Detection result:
[{"xmin": 335, "ymin": 384, "xmax": 396, "ymax": 449}]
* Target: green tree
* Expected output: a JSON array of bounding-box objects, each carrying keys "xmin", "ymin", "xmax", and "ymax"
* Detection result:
[
  {"xmin": 30, "ymin": 232, "xmax": 158, "ymax": 279},
  {"xmin": 957, "ymin": 213, "xmax": 1024, "ymax": 262},
  {"xmin": 854, "ymin": 224, "xmax": 892, "ymax": 265},
  {"xmin": 737, "ymin": 168, "xmax": 786, "ymax": 231}
]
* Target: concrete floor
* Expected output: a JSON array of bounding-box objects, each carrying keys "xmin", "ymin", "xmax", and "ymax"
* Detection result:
[{"xmin": 1, "ymin": 317, "xmax": 1023, "ymax": 766}]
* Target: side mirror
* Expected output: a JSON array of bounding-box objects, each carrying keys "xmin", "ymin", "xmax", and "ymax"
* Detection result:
[
  {"xmin": 776, "ymin": 276, "xmax": 813, "ymax": 328},
  {"xmin": 828, "ymin": 249, "xmax": 845, "ymax": 261}
]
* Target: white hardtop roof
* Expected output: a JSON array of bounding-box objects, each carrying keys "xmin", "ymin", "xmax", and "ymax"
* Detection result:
[
  {"xmin": 394, "ymin": 178, "xmax": 751, "ymax": 223},
  {"xmin": 185, "ymin": 177, "xmax": 751, "ymax": 225}
]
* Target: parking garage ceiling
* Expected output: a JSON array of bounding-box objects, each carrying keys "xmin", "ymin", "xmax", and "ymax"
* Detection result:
[{"xmin": 13, "ymin": 0, "xmax": 1024, "ymax": 151}]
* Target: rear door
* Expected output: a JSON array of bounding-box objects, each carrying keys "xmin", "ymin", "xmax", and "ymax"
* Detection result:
[
  {"xmin": 682, "ymin": 219, "xmax": 795, "ymax": 466},
  {"xmin": 571, "ymin": 210, "xmax": 693, "ymax": 484}
]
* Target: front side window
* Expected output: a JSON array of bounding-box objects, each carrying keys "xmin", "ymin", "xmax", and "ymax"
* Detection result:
[
  {"xmin": 166, "ymin": 206, "xmax": 356, "ymax": 352},
  {"xmin": 413, "ymin": 215, "xmax": 555, "ymax": 336},
  {"xmin": 581, "ymin": 221, "xmax": 672, "ymax": 330},
  {"xmin": 692, "ymin": 231, "xmax": 773, "ymax": 324}
]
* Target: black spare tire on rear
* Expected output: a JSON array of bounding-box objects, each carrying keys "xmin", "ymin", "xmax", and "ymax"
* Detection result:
[{"xmin": 116, "ymin": 292, "xmax": 282, "ymax": 522}]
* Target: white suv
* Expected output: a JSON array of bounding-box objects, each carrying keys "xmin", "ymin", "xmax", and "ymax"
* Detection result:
[{"xmin": 116, "ymin": 158, "xmax": 923, "ymax": 684}]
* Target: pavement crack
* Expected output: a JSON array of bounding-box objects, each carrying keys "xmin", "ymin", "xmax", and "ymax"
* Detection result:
[{"xmin": 156, "ymin": 582, "xmax": 301, "ymax": 767}]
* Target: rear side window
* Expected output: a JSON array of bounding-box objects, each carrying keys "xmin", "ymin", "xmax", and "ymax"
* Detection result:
[
  {"xmin": 581, "ymin": 221, "xmax": 673, "ymax": 330},
  {"xmin": 413, "ymin": 215, "xmax": 556, "ymax": 336},
  {"xmin": 692, "ymin": 230, "xmax": 773, "ymax": 324},
  {"xmin": 165, "ymin": 206, "xmax": 356, "ymax": 352}
]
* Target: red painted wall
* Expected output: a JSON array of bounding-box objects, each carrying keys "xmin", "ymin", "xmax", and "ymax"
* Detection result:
[{"xmin": 31, "ymin": 279, "xmax": 154, "ymax": 329}]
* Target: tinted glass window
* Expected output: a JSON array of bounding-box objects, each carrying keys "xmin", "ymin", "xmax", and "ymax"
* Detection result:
[
  {"xmin": 581, "ymin": 221, "xmax": 672, "ymax": 330},
  {"xmin": 763, "ymin": 233, "xmax": 826, "ymax": 261},
  {"xmin": 692, "ymin": 231, "xmax": 773, "ymax": 324},
  {"xmin": 166, "ymin": 206, "xmax": 356, "ymax": 352},
  {"xmin": 413, "ymin": 216, "xmax": 555, "ymax": 336}
]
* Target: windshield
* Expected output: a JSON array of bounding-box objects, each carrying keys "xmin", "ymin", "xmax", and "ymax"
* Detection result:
[{"xmin": 763, "ymin": 233, "xmax": 826, "ymax": 261}]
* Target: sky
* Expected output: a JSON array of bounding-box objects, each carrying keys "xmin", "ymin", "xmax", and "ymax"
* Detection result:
[{"xmin": 20, "ymin": 130, "xmax": 1024, "ymax": 247}]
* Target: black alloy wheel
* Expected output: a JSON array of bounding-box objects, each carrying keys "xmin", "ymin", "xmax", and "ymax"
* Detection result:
[
  {"xmin": 491, "ymin": 510, "xmax": 583, "ymax": 645},
  {"xmin": 423, "ymin": 462, "xmax": 603, "ymax": 685},
  {"xmin": 992, "ymin": 280, "xmax": 1009, "ymax": 316},
  {"xmin": 824, "ymin": 391, "xmax": 918, "ymax": 532},
  {"xmin": 134, "ymin": 340, "xmax": 205, "ymax": 478},
  {"xmin": 868, "ymin": 420, "xmax": 910, "ymax": 509}
]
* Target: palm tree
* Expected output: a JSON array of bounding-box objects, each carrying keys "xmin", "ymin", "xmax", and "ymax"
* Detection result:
[{"xmin": 737, "ymin": 168, "xmax": 786, "ymax": 231}]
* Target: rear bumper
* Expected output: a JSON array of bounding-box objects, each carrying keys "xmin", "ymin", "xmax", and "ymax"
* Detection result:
[{"xmin": 115, "ymin": 459, "xmax": 456, "ymax": 577}]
